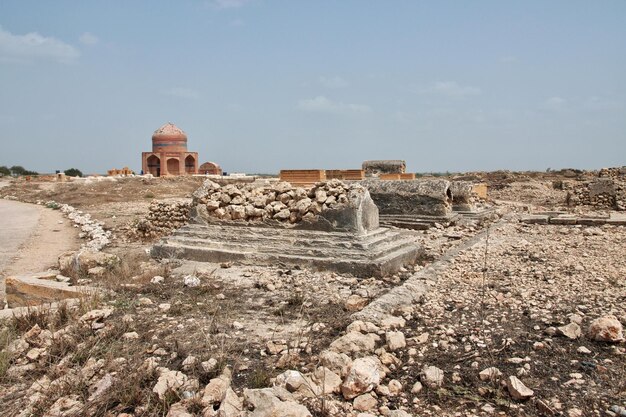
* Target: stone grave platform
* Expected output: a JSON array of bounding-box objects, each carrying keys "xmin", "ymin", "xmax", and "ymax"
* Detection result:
[{"xmin": 152, "ymin": 222, "xmax": 419, "ymax": 277}]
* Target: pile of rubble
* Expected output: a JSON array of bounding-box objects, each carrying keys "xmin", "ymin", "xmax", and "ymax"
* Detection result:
[
  {"xmin": 567, "ymin": 179, "xmax": 626, "ymax": 211},
  {"xmin": 191, "ymin": 179, "xmax": 367, "ymax": 224},
  {"xmin": 598, "ymin": 166, "xmax": 626, "ymax": 179},
  {"xmin": 132, "ymin": 201, "xmax": 191, "ymax": 239}
]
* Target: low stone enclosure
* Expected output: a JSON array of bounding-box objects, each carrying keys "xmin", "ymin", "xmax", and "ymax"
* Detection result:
[{"xmin": 152, "ymin": 179, "xmax": 420, "ymax": 277}]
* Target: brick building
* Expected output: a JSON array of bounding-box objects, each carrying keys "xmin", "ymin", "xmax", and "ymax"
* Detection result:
[{"xmin": 141, "ymin": 123, "xmax": 198, "ymax": 177}]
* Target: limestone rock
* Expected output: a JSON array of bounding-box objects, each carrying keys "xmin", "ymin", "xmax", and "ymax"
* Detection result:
[
  {"xmin": 320, "ymin": 350, "xmax": 352, "ymax": 377},
  {"xmin": 345, "ymin": 295, "xmax": 369, "ymax": 312},
  {"xmin": 506, "ymin": 376, "xmax": 534, "ymax": 400},
  {"xmin": 557, "ymin": 322, "xmax": 581, "ymax": 339},
  {"xmin": 202, "ymin": 368, "xmax": 232, "ymax": 407},
  {"xmin": 166, "ymin": 402, "xmax": 193, "ymax": 417},
  {"xmin": 242, "ymin": 388, "xmax": 312, "ymax": 417},
  {"xmin": 341, "ymin": 356, "xmax": 384, "ymax": 399},
  {"xmin": 329, "ymin": 331, "xmax": 378, "ymax": 354},
  {"xmin": 479, "ymin": 367, "xmax": 502, "ymax": 381},
  {"xmin": 153, "ymin": 369, "xmax": 189, "ymax": 399},
  {"xmin": 311, "ymin": 366, "xmax": 342, "ymax": 394},
  {"xmin": 386, "ymin": 331, "xmax": 406, "ymax": 351},
  {"xmin": 420, "ymin": 366, "xmax": 444, "ymax": 388},
  {"xmin": 410, "ymin": 381, "xmax": 423, "ymax": 394},
  {"xmin": 588, "ymin": 315, "xmax": 624, "ymax": 342},
  {"xmin": 42, "ymin": 395, "xmax": 83, "ymax": 417},
  {"xmin": 275, "ymin": 370, "xmax": 320, "ymax": 398},
  {"xmin": 353, "ymin": 393, "xmax": 378, "ymax": 411},
  {"xmin": 217, "ymin": 387, "xmax": 243, "ymax": 417}
]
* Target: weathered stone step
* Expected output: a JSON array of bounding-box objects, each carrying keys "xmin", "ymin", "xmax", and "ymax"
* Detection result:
[
  {"xmin": 174, "ymin": 224, "xmax": 407, "ymax": 250},
  {"xmin": 158, "ymin": 231, "xmax": 417, "ymax": 261},
  {"xmin": 152, "ymin": 224, "xmax": 420, "ymax": 277}
]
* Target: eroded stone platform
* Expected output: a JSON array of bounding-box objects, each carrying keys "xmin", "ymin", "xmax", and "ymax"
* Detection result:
[{"xmin": 151, "ymin": 223, "xmax": 420, "ymax": 277}]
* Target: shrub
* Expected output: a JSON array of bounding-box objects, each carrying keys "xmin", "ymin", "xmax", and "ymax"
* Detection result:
[{"xmin": 64, "ymin": 168, "xmax": 83, "ymax": 177}]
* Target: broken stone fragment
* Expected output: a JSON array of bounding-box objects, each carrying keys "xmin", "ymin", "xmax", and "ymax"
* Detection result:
[
  {"xmin": 479, "ymin": 367, "xmax": 502, "ymax": 381},
  {"xmin": 385, "ymin": 331, "xmax": 406, "ymax": 351},
  {"xmin": 506, "ymin": 376, "xmax": 534, "ymax": 400},
  {"xmin": 556, "ymin": 322, "xmax": 581, "ymax": 339},
  {"xmin": 153, "ymin": 369, "xmax": 189, "ymax": 400}
]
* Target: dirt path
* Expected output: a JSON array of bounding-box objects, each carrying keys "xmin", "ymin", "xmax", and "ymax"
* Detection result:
[{"xmin": 0, "ymin": 200, "xmax": 80, "ymax": 306}]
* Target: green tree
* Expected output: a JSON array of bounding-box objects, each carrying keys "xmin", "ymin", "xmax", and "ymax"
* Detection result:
[
  {"xmin": 64, "ymin": 168, "xmax": 83, "ymax": 177},
  {"xmin": 10, "ymin": 166, "xmax": 38, "ymax": 176},
  {"xmin": 0, "ymin": 166, "xmax": 10, "ymax": 176}
]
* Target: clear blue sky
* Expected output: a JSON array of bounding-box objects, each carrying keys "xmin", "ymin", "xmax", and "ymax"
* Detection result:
[{"xmin": 1, "ymin": 1, "xmax": 625, "ymax": 174}]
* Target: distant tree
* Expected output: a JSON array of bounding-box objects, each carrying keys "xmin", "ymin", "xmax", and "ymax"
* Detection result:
[
  {"xmin": 10, "ymin": 165, "xmax": 38, "ymax": 176},
  {"xmin": 0, "ymin": 166, "xmax": 10, "ymax": 176},
  {"xmin": 10, "ymin": 165, "xmax": 26, "ymax": 175},
  {"xmin": 64, "ymin": 168, "xmax": 83, "ymax": 177}
]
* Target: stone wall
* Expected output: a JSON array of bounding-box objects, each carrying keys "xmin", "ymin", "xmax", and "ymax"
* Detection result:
[
  {"xmin": 362, "ymin": 179, "xmax": 452, "ymax": 216},
  {"xmin": 567, "ymin": 178, "xmax": 626, "ymax": 211},
  {"xmin": 189, "ymin": 179, "xmax": 379, "ymax": 234},
  {"xmin": 132, "ymin": 201, "xmax": 191, "ymax": 239},
  {"xmin": 362, "ymin": 160, "xmax": 406, "ymax": 177}
]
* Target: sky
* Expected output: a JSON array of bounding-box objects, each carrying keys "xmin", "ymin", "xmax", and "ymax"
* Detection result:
[{"xmin": 0, "ymin": 0, "xmax": 625, "ymax": 175}]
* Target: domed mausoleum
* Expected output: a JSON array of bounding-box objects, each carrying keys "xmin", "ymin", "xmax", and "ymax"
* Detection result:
[{"xmin": 141, "ymin": 123, "xmax": 198, "ymax": 176}]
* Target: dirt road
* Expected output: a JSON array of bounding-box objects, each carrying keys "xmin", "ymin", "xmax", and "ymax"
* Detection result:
[{"xmin": 0, "ymin": 199, "xmax": 79, "ymax": 306}]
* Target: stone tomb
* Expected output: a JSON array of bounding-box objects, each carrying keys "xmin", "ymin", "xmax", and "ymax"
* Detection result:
[
  {"xmin": 363, "ymin": 179, "xmax": 493, "ymax": 230},
  {"xmin": 152, "ymin": 180, "xmax": 419, "ymax": 277}
]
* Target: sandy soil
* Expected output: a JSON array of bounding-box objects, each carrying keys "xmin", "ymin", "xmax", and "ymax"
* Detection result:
[{"xmin": 0, "ymin": 200, "xmax": 80, "ymax": 306}]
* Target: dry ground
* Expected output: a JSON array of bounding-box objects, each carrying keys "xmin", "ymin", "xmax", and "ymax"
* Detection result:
[{"xmin": 0, "ymin": 174, "xmax": 624, "ymax": 417}]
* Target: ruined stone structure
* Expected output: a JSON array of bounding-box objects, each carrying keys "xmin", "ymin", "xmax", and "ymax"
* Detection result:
[
  {"xmin": 199, "ymin": 161, "xmax": 223, "ymax": 176},
  {"xmin": 567, "ymin": 178, "xmax": 626, "ymax": 211},
  {"xmin": 141, "ymin": 123, "xmax": 198, "ymax": 177},
  {"xmin": 279, "ymin": 170, "xmax": 327, "ymax": 186},
  {"xmin": 107, "ymin": 167, "xmax": 133, "ymax": 176},
  {"xmin": 152, "ymin": 179, "xmax": 419, "ymax": 277},
  {"xmin": 325, "ymin": 170, "xmax": 365, "ymax": 181},
  {"xmin": 362, "ymin": 160, "xmax": 406, "ymax": 177},
  {"xmin": 363, "ymin": 179, "xmax": 453, "ymax": 217},
  {"xmin": 362, "ymin": 179, "xmax": 493, "ymax": 230}
]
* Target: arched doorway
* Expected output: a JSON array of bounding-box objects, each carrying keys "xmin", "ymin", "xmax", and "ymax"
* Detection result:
[
  {"xmin": 185, "ymin": 155, "xmax": 196, "ymax": 174},
  {"xmin": 167, "ymin": 158, "xmax": 180, "ymax": 176},
  {"xmin": 146, "ymin": 155, "xmax": 160, "ymax": 177}
]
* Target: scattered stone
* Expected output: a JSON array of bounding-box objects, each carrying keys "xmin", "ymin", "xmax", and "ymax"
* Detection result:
[
  {"xmin": 557, "ymin": 322, "xmax": 581, "ymax": 339},
  {"xmin": 421, "ymin": 366, "xmax": 444, "ymax": 388},
  {"xmin": 479, "ymin": 367, "xmax": 502, "ymax": 381},
  {"xmin": 506, "ymin": 376, "xmax": 534, "ymax": 400},
  {"xmin": 183, "ymin": 275, "xmax": 201, "ymax": 287},
  {"xmin": 410, "ymin": 381, "xmax": 423, "ymax": 394}
]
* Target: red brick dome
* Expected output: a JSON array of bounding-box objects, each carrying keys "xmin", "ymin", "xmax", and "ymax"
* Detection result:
[{"xmin": 152, "ymin": 122, "xmax": 187, "ymax": 153}]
